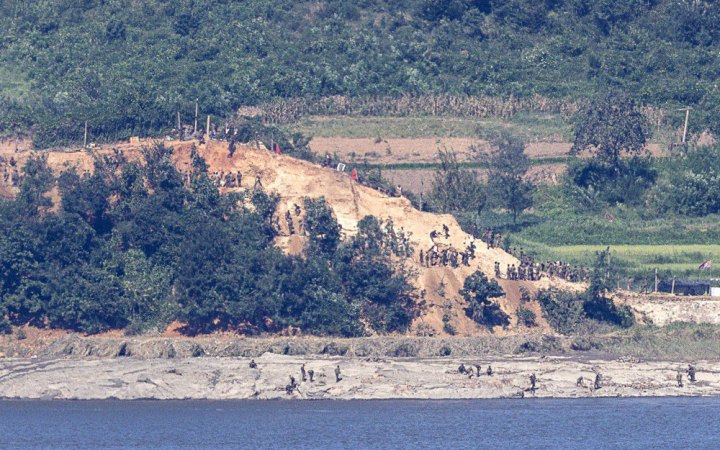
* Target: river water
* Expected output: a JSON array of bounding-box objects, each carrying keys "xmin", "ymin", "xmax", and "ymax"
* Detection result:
[{"xmin": 1, "ymin": 397, "xmax": 718, "ymax": 449}]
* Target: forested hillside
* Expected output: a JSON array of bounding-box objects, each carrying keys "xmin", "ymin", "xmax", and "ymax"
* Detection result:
[{"xmin": 1, "ymin": 0, "xmax": 720, "ymax": 146}]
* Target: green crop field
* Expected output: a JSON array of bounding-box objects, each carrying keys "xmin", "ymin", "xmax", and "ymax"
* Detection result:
[{"xmin": 509, "ymin": 240, "xmax": 720, "ymax": 280}]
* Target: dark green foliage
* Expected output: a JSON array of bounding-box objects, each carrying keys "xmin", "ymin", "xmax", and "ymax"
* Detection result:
[
  {"xmin": 0, "ymin": 145, "xmax": 418, "ymax": 336},
  {"xmin": 650, "ymin": 144, "xmax": 720, "ymax": 216},
  {"xmin": 517, "ymin": 307, "xmax": 537, "ymax": 327},
  {"xmin": 485, "ymin": 133, "xmax": 533, "ymax": 223},
  {"xmin": 429, "ymin": 149, "xmax": 485, "ymax": 214},
  {"xmin": 565, "ymin": 157, "xmax": 657, "ymax": 208},
  {"xmin": 537, "ymin": 288, "xmax": 589, "ymax": 335},
  {"xmin": 303, "ymin": 198, "xmax": 341, "ymax": 256},
  {"xmin": 3, "ymin": 1, "xmax": 720, "ymax": 145},
  {"xmin": 583, "ymin": 295, "xmax": 635, "ymax": 329},
  {"xmin": 538, "ymin": 250, "xmax": 635, "ymax": 335},
  {"xmin": 572, "ymin": 91, "xmax": 651, "ymax": 169},
  {"xmin": 460, "ymin": 271, "xmax": 509, "ymax": 328},
  {"xmin": 567, "ymin": 90, "xmax": 656, "ymax": 208}
]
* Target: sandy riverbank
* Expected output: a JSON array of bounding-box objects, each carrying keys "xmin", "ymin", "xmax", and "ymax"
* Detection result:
[{"xmin": 0, "ymin": 353, "xmax": 717, "ymax": 400}]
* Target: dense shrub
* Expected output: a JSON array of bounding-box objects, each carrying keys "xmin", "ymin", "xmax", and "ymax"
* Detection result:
[
  {"xmin": 0, "ymin": 145, "xmax": 418, "ymax": 336},
  {"xmin": 460, "ymin": 271, "xmax": 509, "ymax": 329}
]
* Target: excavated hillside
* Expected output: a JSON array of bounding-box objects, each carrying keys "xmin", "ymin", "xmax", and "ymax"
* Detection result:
[{"xmin": 0, "ymin": 138, "xmax": 583, "ymax": 336}]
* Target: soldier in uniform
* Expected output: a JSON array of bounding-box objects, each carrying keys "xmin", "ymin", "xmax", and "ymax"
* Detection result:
[
  {"xmin": 486, "ymin": 365, "xmax": 493, "ymax": 376},
  {"xmin": 286, "ymin": 375, "xmax": 297, "ymax": 394},
  {"xmin": 458, "ymin": 363, "xmax": 467, "ymax": 374},
  {"xmin": 576, "ymin": 376, "xmax": 584, "ymax": 387},
  {"xmin": 308, "ymin": 369, "xmax": 315, "ymax": 382},
  {"xmin": 677, "ymin": 372, "xmax": 684, "ymax": 387},
  {"xmin": 249, "ymin": 359, "xmax": 257, "ymax": 369},
  {"xmin": 495, "ymin": 261, "xmax": 501, "ymax": 278},
  {"xmin": 594, "ymin": 373, "xmax": 602, "ymax": 390},
  {"xmin": 442, "ymin": 224, "xmax": 450, "ymax": 239},
  {"xmin": 335, "ymin": 365, "xmax": 342, "ymax": 382},
  {"xmin": 301, "ymin": 364, "xmax": 307, "ymax": 382},
  {"xmin": 688, "ymin": 364, "xmax": 696, "ymax": 382},
  {"xmin": 475, "ymin": 364, "xmax": 482, "ymax": 377},
  {"xmin": 529, "ymin": 373, "xmax": 537, "ymax": 391}
]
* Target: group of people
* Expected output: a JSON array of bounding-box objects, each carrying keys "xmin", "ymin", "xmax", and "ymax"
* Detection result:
[
  {"xmin": 544, "ymin": 260, "xmax": 589, "ymax": 283},
  {"xmin": 0, "ymin": 156, "xmax": 20, "ymax": 188},
  {"xmin": 480, "ymin": 227, "xmax": 503, "ymax": 249},
  {"xmin": 209, "ymin": 170, "xmax": 242, "ymax": 188},
  {"xmin": 248, "ymin": 360, "xmax": 343, "ymax": 395},
  {"xmin": 496, "ymin": 261, "xmax": 544, "ymax": 282},
  {"xmin": 495, "ymin": 246, "xmax": 590, "ymax": 284},
  {"xmin": 284, "ymin": 204, "xmax": 304, "ymax": 236},
  {"xmin": 457, "ymin": 363, "xmax": 494, "ymax": 378},
  {"xmin": 421, "ymin": 246, "xmax": 473, "ymax": 268},
  {"xmin": 458, "ymin": 364, "xmax": 700, "ymax": 393}
]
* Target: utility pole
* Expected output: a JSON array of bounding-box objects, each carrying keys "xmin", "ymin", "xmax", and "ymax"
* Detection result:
[
  {"xmin": 677, "ymin": 107, "xmax": 691, "ymax": 144},
  {"xmin": 654, "ymin": 268, "xmax": 659, "ymax": 293},
  {"xmin": 194, "ymin": 99, "xmax": 199, "ymax": 135},
  {"xmin": 83, "ymin": 121, "xmax": 88, "ymax": 148},
  {"xmin": 177, "ymin": 112, "xmax": 181, "ymax": 135},
  {"xmin": 206, "ymin": 115, "xmax": 211, "ymax": 139}
]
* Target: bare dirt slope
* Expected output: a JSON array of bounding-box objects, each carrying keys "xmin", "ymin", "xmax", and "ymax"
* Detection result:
[
  {"xmin": 184, "ymin": 140, "xmax": 578, "ymax": 336},
  {"xmin": 1, "ymin": 139, "xmax": 580, "ymax": 336}
]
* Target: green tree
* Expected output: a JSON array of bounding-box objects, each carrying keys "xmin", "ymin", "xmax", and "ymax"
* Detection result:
[
  {"xmin": 303, "ymin": 197, "xmax": 341, "ymax": 256},
  {"xmin": 117, "ymin": 249, "xmax": 174, "ymax": 333},
  {"xmin": 460, "ymin": 271, "xmax": 509, "ymax": 328},
  {"xmin": 485, "ymin": 132, "xmax": 533, "ymax": 224},
  {"xmin": 572, "ymin": 91, "xmax": 651, "ymax": 170},
  {"xmin": 430, "ymin": 149, "xmax": 485, "ymax": 214}
]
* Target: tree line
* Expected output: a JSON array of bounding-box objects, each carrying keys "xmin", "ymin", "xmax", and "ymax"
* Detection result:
[
  {"xmin": 1, "ymin": 0, "xmax": 719, "ymax": 146},
  {"xmin": 0, "ymin": 145, "xmax": 417, "ymax": 335}
]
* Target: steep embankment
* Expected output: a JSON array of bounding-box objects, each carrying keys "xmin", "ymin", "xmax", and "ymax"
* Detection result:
[{"xmin": 0, "ymin": 138, "xmax": 582, "ymax": 336}]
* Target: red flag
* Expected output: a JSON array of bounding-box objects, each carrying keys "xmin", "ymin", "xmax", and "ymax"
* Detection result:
[
  {"xmin": 699, "ymin": 261, "xmax": 712, "ymax": 270},
  {"xmin": 275, "ymin": 143, "xmax": 281, "ymax": 155},
  {"xmin": 351, "ymin": 168, "xmax": 358, "ymax": 181}
]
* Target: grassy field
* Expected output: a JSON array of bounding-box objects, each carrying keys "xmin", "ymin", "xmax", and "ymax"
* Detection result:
[
  {"xmin": 510, "ymin": 240, "xmax": 720, "ymax": 280},
  {"xmin": 285, "ymin": 112, "xmax": 572, "ymax": 141}
]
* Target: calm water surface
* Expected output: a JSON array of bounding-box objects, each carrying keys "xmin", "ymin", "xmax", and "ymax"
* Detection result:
[{"xmin": 1, "ymin": 397, "xmax": 718, "ymax": 449}]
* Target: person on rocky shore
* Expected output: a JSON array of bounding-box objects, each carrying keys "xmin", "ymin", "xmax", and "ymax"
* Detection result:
[
  {"xmin": 688, "ymin": 364, "xmax": 696, "ymax": 382},
  {"xmin": 335, "ymin": 365, "xmax": 342, "ymax": 382},
  {"xmin": 486, "ymin": 365, "xmax": 493, "ymax": 376},
  {"xmin": 249, "ymin": 359, "xmax": 257, "ymax": 369},
  {"xmin": 458, "ymin": 363, "xmax": 467, "ymax": 374},
  {"xmin": 308, "ymin": 369, "xmax": 314, "ymax": 382},
  {"xmin": 594, "ymin": 373, "xmax": 602, "ymax": 390},
  {"xmin": 677, "ymin": 372, "xmax": 684, "ymax": 387},
  {"xmin": 529, "ymin": 373, "xmax": 537, "ymax": 392},
  {"xmin": 286, "ymin": 375, "xmax": 298, "ymax": 394},
  {"xmin": 475, "ymin": 364, "xmax": 482, "ymax": 377},
  {"xmin": 301, "ymin": 364, "xmax": 307, "ymax": 382}
]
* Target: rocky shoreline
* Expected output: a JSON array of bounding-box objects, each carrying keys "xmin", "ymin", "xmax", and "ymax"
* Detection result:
[{"xmin": 1, "ymin": 353, "xmax": 718, "ymax": 400}]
